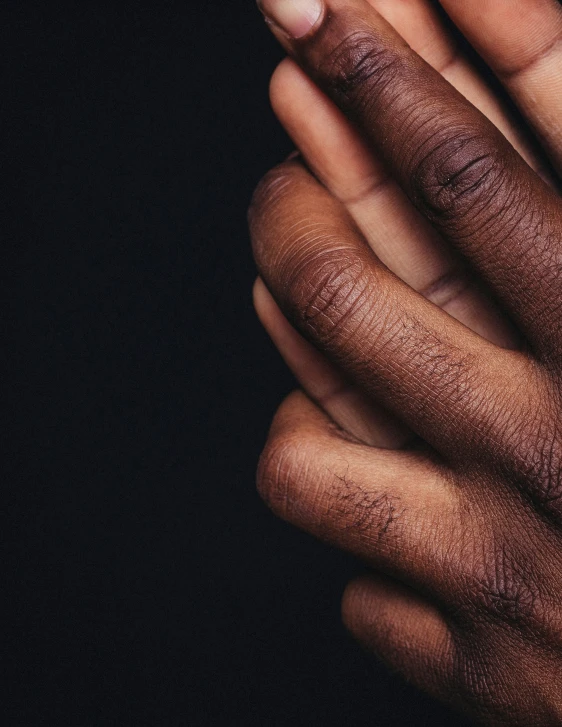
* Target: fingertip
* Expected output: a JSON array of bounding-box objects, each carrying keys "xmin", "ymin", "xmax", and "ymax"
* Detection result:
[
  {"xmin": 269, "ymin": 56, "xmax": 318, "ymax": 124},
  {"xmin": 269, "ymin": 57, "xmax": 297, "ymax": 112},
  {"xmin": 341, "ymin": 574, "xmax": 381, "ymax": 635},
  {"xmin": 253, "ymin": 276, "xmax": 280, "ymax": 329},
  {"xmin": 252, "ymin": 276, "xmax": 268, "ymax": 314}
]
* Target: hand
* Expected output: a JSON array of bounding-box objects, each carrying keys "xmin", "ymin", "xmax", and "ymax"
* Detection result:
[
  {"xmin": 249, "ymin": 0, "xmax": 562, "ymax": 724},
  {"xmin": 254, "ymin": 0, "xmax": 556, "ymax": 449}
]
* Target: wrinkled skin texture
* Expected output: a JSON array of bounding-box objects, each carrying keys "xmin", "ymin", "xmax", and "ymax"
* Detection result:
[{"xmin": 250, "ymin": 0, "xmax": 562, "ymax": 724}]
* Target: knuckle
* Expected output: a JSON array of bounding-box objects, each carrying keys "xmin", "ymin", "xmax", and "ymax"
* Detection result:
[
  {"xmin": 476, "ymin": 571, "xmax": 543, "ymax": 630},
  {"xmin": 287, "ymin": 249, "xmax": 374, "ymax": 345},
  {"xmin": 410, "ymin": 131, "xmax": 506, "ymax": 224},
  {"xmin": 248, "ymin": 163, "xmax": 298, "ymax": 228},
  {"xmin": 318, "ymin": 29, "xmax": 403, "ymax": 115},
  {"xmin": 452, "ymin": 648, "xmax": 514, "ymax": 723},
  {"xmin": 500, "ymin": 380, "xmax": 562, "ymax": 522},
  {"xmin": 331, "ymin": 471, "xmax": 402, "ymax": 544},
  {"xmin": 256, "ymin": 429, "xmax": 310, "ymax": 520},
  {"xmin": 464, "ymin": 537, "xmax": 548, "ymax": 632},
  {"xmin": 516, "ymin": 433, "xmax": 562, "ymax": 521}
]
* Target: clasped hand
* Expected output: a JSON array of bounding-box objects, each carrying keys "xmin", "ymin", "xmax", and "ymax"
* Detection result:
[{"xmin": 250, "ymin": 0, "xmax": 562, "ymax": 723}]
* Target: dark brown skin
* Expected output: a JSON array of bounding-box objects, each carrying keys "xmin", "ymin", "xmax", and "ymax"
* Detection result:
[{"xmin": 249, "ymin": 0, "xmax": 562, "ymax": 724}]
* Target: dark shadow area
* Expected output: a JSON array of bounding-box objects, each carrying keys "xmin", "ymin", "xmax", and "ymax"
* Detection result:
[{"xmin": 3, "ymin": 2, "xmax": 470, "ymax": 724}]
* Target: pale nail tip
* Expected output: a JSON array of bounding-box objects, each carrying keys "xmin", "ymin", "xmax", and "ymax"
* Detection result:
[{"xmin": 259, "ymin": 0, "xmax": 324, "ymax": 40}]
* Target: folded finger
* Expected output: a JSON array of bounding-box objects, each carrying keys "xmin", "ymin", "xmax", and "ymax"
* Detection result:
[{"xmin": 260, "ymin": 390, "xmax": 459, "ymax": 592}]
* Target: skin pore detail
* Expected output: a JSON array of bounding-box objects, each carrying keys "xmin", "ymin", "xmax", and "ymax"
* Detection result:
[{"xmin": 250, "ymin": 0, "xmax": 562, "ymax": 724}]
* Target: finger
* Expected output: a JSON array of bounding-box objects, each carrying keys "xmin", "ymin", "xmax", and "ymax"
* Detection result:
[
  {"xmin": 258, "ymin": 0, "xmax": 562, "ymax": 361},
  {"xmin": 270, "ymin": 60, "xmax": 518, "ymax": 348},
  {"xmin": 268, "ymin": 46, "xmax": 517, "ymax": 443},
  {"xmin": 438, "ymin": 0, "xmax": 562, "ymax": 174},
  {"xmin": 249, "ymin": 158, "xmax": 533, "ymax": 458},
  {"xmin": 342, "ymin": 574, "xmax": 454, "ymax": 700},
  {"xmin": 260, "ymin": 390, "xmax": 458, "ymax": 592},
  {"xmin": 367, "ymin": 0, "xmax": 548, "ymax": 175},
  {"xmin": 253, "ymin": 276, "xmax": 410, "ymax": 447}
]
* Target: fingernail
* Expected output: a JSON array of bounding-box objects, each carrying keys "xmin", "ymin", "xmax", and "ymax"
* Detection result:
[{"xmin": 258, "ymin": 0, "xmax": 324, "ymax": 39}]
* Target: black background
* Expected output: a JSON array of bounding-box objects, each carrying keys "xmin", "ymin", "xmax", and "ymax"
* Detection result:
[{"xmin": 3, "ymin": 1, "xmax": 469, "ymax": 724}]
